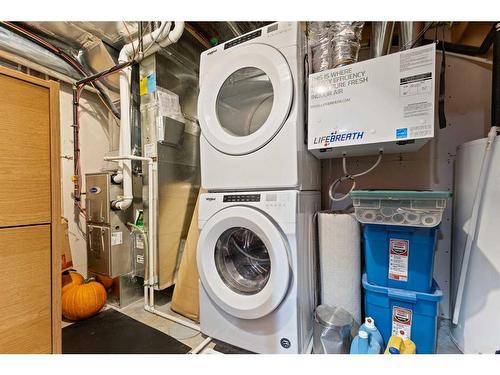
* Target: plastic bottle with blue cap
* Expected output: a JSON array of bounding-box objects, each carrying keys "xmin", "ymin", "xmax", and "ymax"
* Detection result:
[{"xmin": 350, "ymin": 329, "xmax": 382, "ymax": 354}]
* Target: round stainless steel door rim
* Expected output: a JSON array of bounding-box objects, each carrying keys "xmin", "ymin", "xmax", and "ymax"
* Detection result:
[
  {"xmin": 197, "ymin": 206, "xmax": 291, "ymax": 320},
  {"xmin": 198, "ymin": 43, "xmax": 293, "ymax": 156}
]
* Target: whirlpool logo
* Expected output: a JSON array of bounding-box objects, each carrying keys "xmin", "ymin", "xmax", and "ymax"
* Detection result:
[{"xmin": 313, "ymin": 130, "xmax": 364, "ymax": 148}]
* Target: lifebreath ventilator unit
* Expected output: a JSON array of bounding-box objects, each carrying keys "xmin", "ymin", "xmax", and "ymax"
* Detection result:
[{"xmin": 308, "ymin": 44, "xmax": 436, "ymax": 158}]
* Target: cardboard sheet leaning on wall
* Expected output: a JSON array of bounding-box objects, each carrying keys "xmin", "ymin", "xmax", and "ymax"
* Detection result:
[{"xmin": 171, "ymin": 189, "xmax": 205, "ymax": 322}]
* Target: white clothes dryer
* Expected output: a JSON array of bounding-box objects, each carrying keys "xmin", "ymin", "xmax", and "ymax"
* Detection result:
[
  {"xmin": 197, "ymin": 190, "xmax": 320, "ymax": 353},
  {"xmin": 197, "ymin": 22, "xmax": 320, "ymax": 191}
]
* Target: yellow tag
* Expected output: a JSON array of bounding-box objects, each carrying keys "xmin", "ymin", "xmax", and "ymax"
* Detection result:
[{"xmin": 139, "ymin": 77, "xmax": 148, "ymax": 96}]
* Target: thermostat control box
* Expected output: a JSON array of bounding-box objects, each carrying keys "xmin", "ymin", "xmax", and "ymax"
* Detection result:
[{"xmin": 308, "ymin": 44, "xmax": 436, "ymax": 158}]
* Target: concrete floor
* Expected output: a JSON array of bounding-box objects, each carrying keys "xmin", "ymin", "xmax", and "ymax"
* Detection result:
[
  {"xmin": 63, "ymin": 287, "xmax": 461, "ymax": 354},
  {"xmin": 436, "ymin": 318, "xmax": 462, "ymax": 354},
  {"xmin": 117, "ymin": 289, "xmax": 217, "ymax": 352}
]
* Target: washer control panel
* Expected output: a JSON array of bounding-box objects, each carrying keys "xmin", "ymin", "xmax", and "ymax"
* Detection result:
[{"xmin": 223, "ymin": 194, "xmax": 261, "ymax": 203}]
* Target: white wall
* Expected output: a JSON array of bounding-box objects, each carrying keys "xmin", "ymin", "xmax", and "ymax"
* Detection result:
[
  {"xmin": 321, "ymin": 54, "xmax": 492, "ymax": 318},
  {"xmin": 59, "ymin": 83, "xmax": 119, "ymax": 277}
]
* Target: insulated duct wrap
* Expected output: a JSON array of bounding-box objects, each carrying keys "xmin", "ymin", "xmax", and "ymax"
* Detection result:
[
  {"xmin": 331, "ymin": 22, "xmax": 364, "ymax": 67},
  {"xmin": 308, "ymin": 22, "xmax": 334, "ymax": 72},
  {"xmin": 308, "ymin": 21, "xmax": 364, "ymax": 72}
]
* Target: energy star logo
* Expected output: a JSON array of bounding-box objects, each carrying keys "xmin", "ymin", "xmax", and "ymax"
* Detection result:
[{"xmin": 313, "ymin": 130, "xmax": 364, "ymax": 147}]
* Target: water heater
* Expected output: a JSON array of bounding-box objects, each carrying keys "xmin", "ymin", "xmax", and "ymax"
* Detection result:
[
  {"xmin": 308, "ymin": 44, "xmax": 436, "ymax": 158},
  {"xmin": 451, "ymin": 137, "xmax": 500, "ymax": 353}
]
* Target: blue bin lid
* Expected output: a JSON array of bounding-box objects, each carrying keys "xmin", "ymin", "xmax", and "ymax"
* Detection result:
[
  {"xmin": 350, "ymin": 190, "xmax": 452, "ymax": 200},
  {"xmin": 362, "ymin": 273, "xmax": 443, "ymax": 302}
]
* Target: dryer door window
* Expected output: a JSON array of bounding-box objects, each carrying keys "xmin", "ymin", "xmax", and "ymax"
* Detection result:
[
  {"xmin": 198, "ymin": 43, "xmax": 293, "ymax": 156},
  {"xmin": 197, "ymin": 206, "xmax": 290, "ymax": 320},
  {"xmin": 214, "ymin": 227, "xmax": 271, "ymax": 295},
  {"xmin": 216, "ymin": 67, "xmax": 274, "ymax": 137}
]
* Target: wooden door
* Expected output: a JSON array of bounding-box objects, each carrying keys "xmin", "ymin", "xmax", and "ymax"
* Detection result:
[
  {"xmin": 0, "ymin": 73, "xmax": 51, "ymax": 227},
  {"xmin": 0, "ymin": 66, "xmax": 61, "ymax": 353}
]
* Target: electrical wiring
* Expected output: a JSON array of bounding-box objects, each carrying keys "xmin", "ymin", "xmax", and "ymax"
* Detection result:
[
  {"xmin": 122, "ymin": 21, "xmax": 138, "ymax": 61},
  {"xmin": 399, "ymin": 22, "xmax": 436, "ymax": 51},
  {"xmin": 328, "ymin": 151, "xmax": 383, "ymax": 205}
]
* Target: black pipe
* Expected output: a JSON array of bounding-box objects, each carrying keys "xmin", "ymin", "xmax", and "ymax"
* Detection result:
[
  {"xmin": 75, "ymin": 61, "xmax": 132, "ymax": 87},
  {"xmin": 493, "ymin": 23, "xmax": 500, "ymax": 127},
  {"xmin": 423, "ymin": 23, "xmax": 496, "ymax": 56},
  {"xmin": 72, "ymin": 86, "xmax": 80, "ymax": 202}
]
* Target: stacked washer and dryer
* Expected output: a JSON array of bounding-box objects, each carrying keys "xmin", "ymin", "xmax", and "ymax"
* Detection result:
[{"xmin": 196, "ymin": 22, "xmax": 321, "ymax": 354}]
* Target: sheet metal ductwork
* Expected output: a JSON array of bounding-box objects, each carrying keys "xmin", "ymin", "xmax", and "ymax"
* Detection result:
[
  {"xmin": 23, "ymin": 21, "xmax": 123, "ymax": 96},
  {"xmin": 371, "ymin": 21, "xmax": 395, "ymax": 57},
  {"xmin": 400, "ymin": 22, "xmax": 424, "ymax": 51},
  {"xmin": 0, "ymin": 25, "xmax": 81, "ymax": 78},
  {"xmin": 308, "ymin": 21, "xmax": 364, "ymax": 72}
]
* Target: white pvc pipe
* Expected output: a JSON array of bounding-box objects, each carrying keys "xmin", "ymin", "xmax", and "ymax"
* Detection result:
[
  {"xmin": 189, "ymin": 337, "xmax": 212, "ymax": 354},
  {"xmin": 144, "ymin": 304, "xmax": 201, "ymax": 332},
  {"xmin": 452, "ymin": 126, "xmax": 498, "ymax": 324}
]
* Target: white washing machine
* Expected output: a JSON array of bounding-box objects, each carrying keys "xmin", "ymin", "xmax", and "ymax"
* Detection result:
[
  {"xmin": 197, "ymin": 190, "xmax": 320, "ymax": 353},
  {"xmin": 197, "ymin": 22, "xmax": 320, "ymax": 191}
]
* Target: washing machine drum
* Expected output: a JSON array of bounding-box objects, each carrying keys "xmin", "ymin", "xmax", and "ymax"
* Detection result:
[
  {"xmin": 198, "ymin": 43, "xmax": 294, "ymax": 156},
  {"xmin": 197, "ymin": 206, "xmax": 291, "ymax": 319}
]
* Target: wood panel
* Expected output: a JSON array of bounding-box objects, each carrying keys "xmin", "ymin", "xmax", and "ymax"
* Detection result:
[
  {"xmin": 0, "ymin": 66, "xmax": 61, "ymax": 353},
  {"xmin": 0, "ymin": 225, "xmax": 52, "ymax": 353},
  {"xmin": 0, "ymin": 73, "xmax": 51, "ymax": 227}
]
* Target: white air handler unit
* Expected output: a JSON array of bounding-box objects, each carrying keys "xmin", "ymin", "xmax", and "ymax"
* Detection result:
[{"xmin": 308, "ymin": 44, "xmax": 436, "ymax": 158}]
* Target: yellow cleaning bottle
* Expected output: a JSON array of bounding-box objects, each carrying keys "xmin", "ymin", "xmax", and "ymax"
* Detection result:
[{"xmin": 384, "ymin": 329, "xmax": 416, "ymax": 354}]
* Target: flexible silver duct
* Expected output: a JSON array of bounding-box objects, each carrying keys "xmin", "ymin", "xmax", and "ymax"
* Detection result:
[
  {"xmin": 331, "ymin": 22, "xmax": 364, "ymax": 67},
  {"xmin": 308, "ymin": 22, "xmax": 334, "ymax": 72},
  {"xmin": 308, "ymin": 21, "xmax": 364, "ymax": 72}
]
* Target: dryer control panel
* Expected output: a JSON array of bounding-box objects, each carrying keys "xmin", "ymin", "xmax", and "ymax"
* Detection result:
[{"xmin": 224, "ymin": 30, "xmax": 262, "ymax": 50}]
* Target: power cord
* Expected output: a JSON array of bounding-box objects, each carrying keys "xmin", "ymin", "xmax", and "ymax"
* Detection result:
[{"xmin": 328, "ymin": 150, "xmax": 383, "ymax": 204}]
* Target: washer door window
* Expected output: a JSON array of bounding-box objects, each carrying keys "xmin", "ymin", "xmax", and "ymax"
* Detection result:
[
  {"xmin": 197, "ymin": 206, "xmax": 290, "ymax": 320},
  {"xmin": 215, "ymin": 227, "xmax": 271, "ymax": 295},
  {"xmin": 198, "ymin": 43, "xmax": 293, "ymax": 155}
]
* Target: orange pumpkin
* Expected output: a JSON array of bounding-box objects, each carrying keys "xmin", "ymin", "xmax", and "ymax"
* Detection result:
[
  {"xmin": 95, "ymin": 274, "xmax": 114, "ymax": 289},
  {"xmin": 62, "ymin": 279, "xmax": 107, "ymax": 321},
  {"xmin": 62, "ymin": 271, "xmax": 84, "ymax": 295}
]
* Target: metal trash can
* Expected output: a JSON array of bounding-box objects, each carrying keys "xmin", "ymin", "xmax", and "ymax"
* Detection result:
[{"xmin": 313, "ymin": 304, "xmax": 357, "ymax": 354}]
